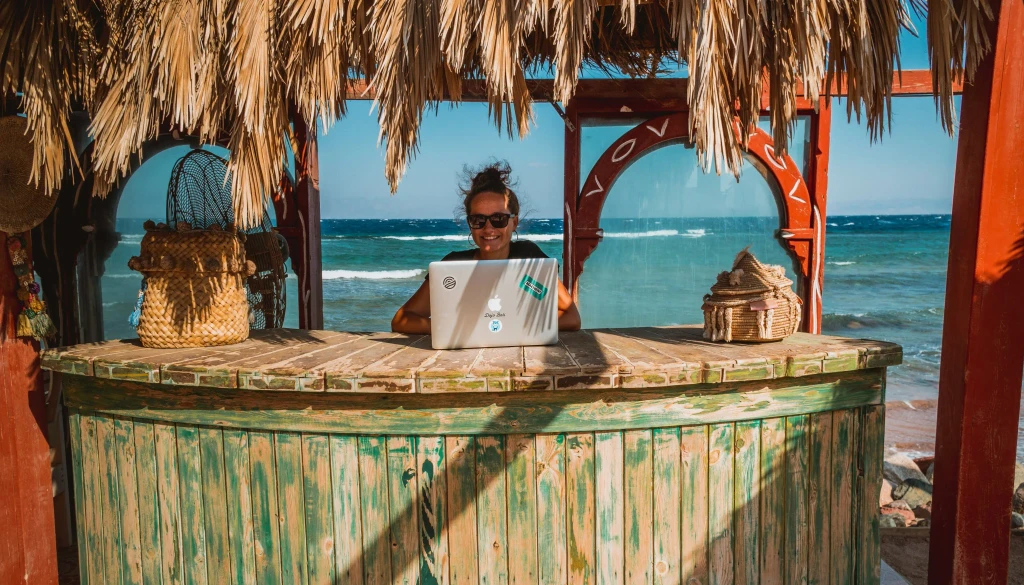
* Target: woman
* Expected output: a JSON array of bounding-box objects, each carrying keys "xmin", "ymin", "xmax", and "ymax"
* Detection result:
[{"xmin": 392, "ymin": 162, "xmax": 581, "ymax": 334}]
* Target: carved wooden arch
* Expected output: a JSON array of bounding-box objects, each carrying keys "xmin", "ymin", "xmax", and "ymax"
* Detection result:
[{"xmin": 568, "ymin": 112, "xmax": 825, "ymax": 332}]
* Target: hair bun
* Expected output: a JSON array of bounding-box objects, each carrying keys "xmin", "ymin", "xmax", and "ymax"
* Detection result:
[{"xmin": 459, "ymin": 160, "xmax": 521, "ymax": 217}]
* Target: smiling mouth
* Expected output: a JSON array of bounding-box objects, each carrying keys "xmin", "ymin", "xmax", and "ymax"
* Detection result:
[{"xmin": 481, "ymin": 235, "xmax": 501, "ymax": 242}]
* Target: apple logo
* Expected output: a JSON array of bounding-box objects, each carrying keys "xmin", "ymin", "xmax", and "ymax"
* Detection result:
[{"xmin": 488, "ymin": 297, "xmax": 502, "ymax": 312}]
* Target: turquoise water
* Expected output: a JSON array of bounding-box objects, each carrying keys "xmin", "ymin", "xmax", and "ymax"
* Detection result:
[{"xmin": 102, "ymin": 215, "xmax": 953, "ymax": 402}]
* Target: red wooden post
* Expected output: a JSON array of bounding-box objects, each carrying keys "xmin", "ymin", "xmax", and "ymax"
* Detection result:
[
  {"xmin": 562, "ymin": 101, "xmax": 580, "ymax": 298},
  {"xmin": 805, "ymin": 99, "xmax": 831, "ymax": 334},
  {"xmin": 281, "ymin": 115, "xmax": 324, "ymax": 330},
  {"xmin": 0, "ymin": 233, "xmax": 59, "ymax": 584},
  {"xmin": 928, "ymin": 0, "xmax": 1024, "ymax": 581}
]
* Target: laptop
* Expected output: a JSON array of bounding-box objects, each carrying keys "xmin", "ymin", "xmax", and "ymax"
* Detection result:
[{"xmin": 428, "ymin": 258, "xmax": 559, "ymax": 350}]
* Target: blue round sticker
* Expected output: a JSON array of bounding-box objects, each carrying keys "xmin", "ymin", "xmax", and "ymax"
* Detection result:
[{"xmin": 489, "ymin": 319, "xmax": 502, "ymax": 333}]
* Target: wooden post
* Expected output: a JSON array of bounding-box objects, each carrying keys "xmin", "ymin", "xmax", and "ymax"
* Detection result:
[
  {"xmin": 928, "ymin": 0, "xmax": 1024, "ymax": 582},
  {"xmin": 283, "ymin": 115, "xmax": 324, "ymax": 330},
  {"xmin": 806, "ymin": 99, "xmax": 832, "ymax": 334},
  {"xmin": 562, "ymin": 101, "xmax": 580, "ymax": 299},
  {"xmin": 0, "ymin": 232, "xmax": 59, "ymax": 584}
]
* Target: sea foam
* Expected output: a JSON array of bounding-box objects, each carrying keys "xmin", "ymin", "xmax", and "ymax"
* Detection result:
[{"xmin": 322, "ymin": 269, "xmax": 424, "ymax": 280}]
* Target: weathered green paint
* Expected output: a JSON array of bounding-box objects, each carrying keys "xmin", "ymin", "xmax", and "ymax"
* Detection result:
[
  {"xmin": 506, "ymin": 435, "xmax": 538, "ymax": 585},
  {"xmin": 785, "ymin": 416, "xmax": 809, "ymax": 585},
  {"xmin": 301, "ymin": 435, "xmax": 336, "ymax": 585},
  {"xmin": 358, "ymin": 436, "xmax": 392, "ymax": 585},
  {"xmin": 68, "ymin": 412, "xmax": 91, "ymax": 585},
  {"xmin": 830, "ymin": 410, "xmax": 857, "ymax": 585},
  {"xmin": 536, "ymin": 434, "xmax": 567, "ymax": 585},
  {"xmin": 652, "ymin": 428, "xmax": 681, "ymax": 585},
  {"xmin": 445, "ymin": 436, "xmax": 478, "ymax": 585},
  {"xmin": 733, "ymin": 420, "xmax": 760, "ymax": 585},
  {"xmin": 79, "ymin": 415, "xmax": 105, "ymax": 585},
  {"xmin": 275, "ymin": 432, "xmax": 309, "ymax": 584},
  {"xmin": 807, "ymin": 413, "xmax": 833, "ymax": 585},
  {"xmin": 566, "ymin": 433, "xmax": 595, "ymax": 585},
  {"xmin": 760, "ymin": 418, "xmax": 786, "ymax": 582},
  {"xmin": 197, "ymin": 427, "xmax": 231, "ymax": 585},
  {"xmin": 624, "ymin": 430, "xmax": 653, "ymax": 585},
  {"xmin": 176, "ymin": 425, "xmax": 210, "ymax": 585},
  {"xmin": 63, "ymin": 370, "xmax": 885, "ymax": 436},
  {"xmin": 249, "ymin": 431, "xmax": 283, "ymax": 585},
  {"xmin": 416, "ymin": 436, "xmax": 448, "ymax": 585},
  {"xmin": 595, "ymin": 432, "xmax": 624, "ymax": 585},
  {"xmin": 97, "ymin": 417, "xmax": 124, "ymax": 585},
  {"xmin": 329, "ymin": 435, "xmax": 364, "ymax": 585},
  {"xmin": 708, "ymin": 424, "xmax": 734, "ymax": 585},
  {"xmin": 222, "ymin": 429, "xmax": 257, "ymax": 585},
  {"xmin": 476, "ymin": 436, "xmax": 509, "ymax": 585},
  {"xmin": 679, "ymin": 426, "xmax": 709, "ymax": 585},
  {"xmin": 154, "ymin": 422, "xmax": 184, "ymax": 584},
  {"xmin": 858, "ymin": 406, "xmax": 885, "ymax": 585},
  {"xmin": 387, "ymin": 436, "xmax": 421, "ymax": 585},
  {"xmin": 132, "ymin": 420, "xmax": 163, "ymax": 585}
]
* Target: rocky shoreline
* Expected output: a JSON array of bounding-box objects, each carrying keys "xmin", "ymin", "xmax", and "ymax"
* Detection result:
[{"xmin": 880, "ymin": 450, "xmax": 1024, "ymax": 530}]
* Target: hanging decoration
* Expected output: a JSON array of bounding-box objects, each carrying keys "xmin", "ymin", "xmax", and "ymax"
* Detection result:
[{"xmin": 6, "ymin": 234, "xmax": 57, "ymax": 341}]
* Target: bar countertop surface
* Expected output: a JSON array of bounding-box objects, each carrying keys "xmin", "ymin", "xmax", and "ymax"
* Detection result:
[{"xmin": 41, "ymin": 326, "xmax": 903, "ymax": 393}]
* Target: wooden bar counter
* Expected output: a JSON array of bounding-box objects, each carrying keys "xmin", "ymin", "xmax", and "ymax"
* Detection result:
[{"xmin": 43, "ymin": 326, "xmax": 901, "ymax": 585}]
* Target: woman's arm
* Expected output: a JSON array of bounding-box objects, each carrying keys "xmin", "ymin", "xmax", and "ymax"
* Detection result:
[
  {"xmin": 391, "ymin": 281, "xmax": 432, "ymax": 334},
  {"xmin": 556, "ymin": 280, "xmax": 581, "ymax": 331}
]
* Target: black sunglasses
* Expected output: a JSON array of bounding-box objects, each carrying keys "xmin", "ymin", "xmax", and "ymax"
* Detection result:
[{"xmin": 467, "ymin": 213, "xmax": 514, "ymax": 230}]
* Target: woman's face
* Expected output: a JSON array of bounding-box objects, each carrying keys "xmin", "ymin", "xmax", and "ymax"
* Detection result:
[{"xmin": 468, "ymin": 191, "xmax": 518, "ymax": 258}]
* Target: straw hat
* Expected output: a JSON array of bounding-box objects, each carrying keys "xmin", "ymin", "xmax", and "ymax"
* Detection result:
[{"xmin": 0, "ymin": 115, "xmax": 56, "ymax": 234}]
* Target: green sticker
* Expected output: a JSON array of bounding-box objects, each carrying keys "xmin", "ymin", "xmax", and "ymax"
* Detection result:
[{"xmin": 519, "ymin": 274, "xmax": 549, "ymax": 300}]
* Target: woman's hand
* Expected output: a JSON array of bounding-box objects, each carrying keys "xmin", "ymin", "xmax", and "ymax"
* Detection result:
[
  {"xmin": 556, "ymin": 280, "xmax": 582, "ymax": 331},
  {"xmin": 391, "ymin": 281, "xmax": 432, "ymax": 334}
]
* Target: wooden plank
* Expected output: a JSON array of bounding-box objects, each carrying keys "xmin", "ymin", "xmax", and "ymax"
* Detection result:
[
  {"xmin": 807, "ymin": 413, "xmax": 832, "ymax": 585},
  {"xmin": 68, "ymin": 412, "xmax": 92, "ymax": 585},
  {"xmin": 416, "ymin": 346, "xmax": 484, "ymax": 393},
  {"xmin": 707, "ymin": 424, "xmax": 734, "ymax": 585},
  {"xmin": 176, "ymin": 425, "xmax": 210, "ymax": 585},
  {"xmin": 445, "ymin": 436, "xmax": 478, "ymax": 585},
  {"xmin": 785, "ymin": 416, "xmax": 809, "ymax": 585},
  {"xmin": 329, "ymin": 435, "xmax": 364, "ymax": 585},
  {"xmin": 96, "ymin": 417, "xmax": 124, "ymax": 585},
  {"xmin": 155, "ymin": 422, "xmax": 185, "ymax": 585},
  {"xmin": 79, "ymin": 415, "xmax": 105, "ymax": 585},
  {"xmin": 595, "ymin": 432, "xmax": 624, "ymax": 585},
  {"xmin": 506, "ymin": 435, "xmax": 538, "ymax": 585},
  {"xmin": 133, "ymin": 420, "xmax": 163, "ymax": 585},
  {"xmin": 559, "ymin": 330, "xmax": 627, "ymax": 374},
  {"xmin": 476, "ymin": 436, "xmax": 509, "ymax": 585},
  {"xmin": 113, "ymin": 419, "xmax": 144, "ymax": 585},
  {"xmin": 249, "ymin": 431, "xmax": 283, "ymax": 585},
  {"xmin": 387, "ymin": 436, "xmax": 421, "ymax": 585},
  {"xmin": 469, "ymin": 346, "xmax": 524, "ymax": 392},
  {"xmin": 65, "ymin": 369, "xmax": 886, "ymax": 435},
  {"xmin": 536, "ymin": 434, "xmax": 567, "ymax": 585},
  {"xmin": 624, "ymin": 430, "xmax": 653, "ymax": 585},
  {"xmin": 357, "ymin": 436, "xmax": 393, "ymax": 585},
  {"xmin": 275, "ymin": 432, "xmax": 309, "ymax": 584},
  {"xmin": 589, "ymin": 330, "xmax": 700, "ymax": 388},
  {"xmin": 652, "ymin": 428, "xmax": 681, "ymax": 585},
  {"xmin": 760, "ymin": 418, "xmax": 786, "ymax": 583},
  {"xmin": 732, "ymin": 421, "xmax": 760, "ymax": 585},
  {"xmin": 198, "ymin": 428, "xmax": 231, "ymax": 585},
  {"xmin": 361, "ymin": 336, "xmax": 438, "ymax": 379},
  {"xmin": 566, "ymin": 433, "xmax": 596, "ymax": 585},
  {"xmin": 302, "ymin": 434, "xmax": 336, "ymax": 585},
  {"xmin": 323, "ymin": 335, "xmax": 426, "ymax": 390},
  {"xmin": 416, "ymin": 436, "xmax": 449, "ymax": 585},
  {"xmin": 524, "ymin": 344, "xmax": 581, "ymax": 376},
  {"xmin": 222, "ymin": 430, "xmax": 257, "ymax": 585},
  {"xmin": 830, "ymin": 410, "xmax": 857, "ymax": 585},
  {"xmin": 679, "ymin": 426, "xmax": 708, "ymax": 585},
  {"xmin": 857, "ymin": 406, "xmax": 884, "ymax": 585}
]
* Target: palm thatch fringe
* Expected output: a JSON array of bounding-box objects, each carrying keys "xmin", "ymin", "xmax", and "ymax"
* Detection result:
[{"xmin": 0, "ymin": 0, "xmax": 992, "ymax": 227}]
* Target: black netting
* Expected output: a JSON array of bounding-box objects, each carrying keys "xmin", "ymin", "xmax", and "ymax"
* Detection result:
[{"xmin": 166, "ymin": 149, "xmax": 287, "ymax": 329}]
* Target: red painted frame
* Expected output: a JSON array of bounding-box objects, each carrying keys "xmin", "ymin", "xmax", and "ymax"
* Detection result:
[{"xmin": 563, "ymin": 105, "xmax": 830, "ymax": 332}]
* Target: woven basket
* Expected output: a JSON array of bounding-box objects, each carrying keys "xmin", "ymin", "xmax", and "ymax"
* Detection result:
[
  {"xmin": 128, "ymin": 223, "xmax": 256, "ymax": 348},
  {"xmin": 701, "ymin": 248, "xmax": 802, "ymax": 342}
]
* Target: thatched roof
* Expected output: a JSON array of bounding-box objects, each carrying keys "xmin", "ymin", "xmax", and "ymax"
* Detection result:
[{"xmin": 0, "ymin": 0, "xmax": 986, "ymax": 227}]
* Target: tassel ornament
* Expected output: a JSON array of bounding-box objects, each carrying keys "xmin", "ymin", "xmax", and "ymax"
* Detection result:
[{"xmin": 6, "ymin": 234, "xmax": 56, "ymax": 342}]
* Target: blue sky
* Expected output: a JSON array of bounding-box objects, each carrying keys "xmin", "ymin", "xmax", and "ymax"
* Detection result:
[{"xmin": 119, "ymin": 12, "xmax": 959, "ymax": 220}]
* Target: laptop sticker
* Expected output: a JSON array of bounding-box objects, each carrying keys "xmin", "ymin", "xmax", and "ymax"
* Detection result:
[
  {"xmin": 489, "ymin": 319, "xmax": 503, "ymax": 333},
  {"xmin": 442, "ymin": 276, "xmax": 457, "ymax": 289},
  {"xmin": 519, "ymin": 275, "xmax": 549, "ymax": 301}
]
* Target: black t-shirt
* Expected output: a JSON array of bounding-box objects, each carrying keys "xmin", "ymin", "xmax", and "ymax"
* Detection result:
[{"xmin": 425, "ymin": 240, "xmax": 549, "ymax": 279}]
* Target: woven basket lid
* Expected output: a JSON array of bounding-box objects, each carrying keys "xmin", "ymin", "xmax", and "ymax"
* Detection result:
[
  {"xmin": 709, "ymin": 247, "xmax": 793, "ymax": 297},
  {"xmin": 0, "ymin": 115, "xmax": 56, "ymax": 234}
]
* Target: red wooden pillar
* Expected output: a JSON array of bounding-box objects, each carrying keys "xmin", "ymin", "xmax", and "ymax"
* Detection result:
[
  {"xmin": 805, "ymin": 98, "xmax": 832, "ymax": 334},
  {"xmin": 562, "ymin": 101, "xmax": 581, "ymax": 299},
  {"xmin": 0, "ymin": 233, "xmax": 59, "ymax": 584},
  {"xmin": 928, "ymin": 0, "xmax": 1024, "ymax": 581}
]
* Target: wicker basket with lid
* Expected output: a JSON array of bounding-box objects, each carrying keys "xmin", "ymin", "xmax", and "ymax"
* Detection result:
[
  {"xmin": 701, "ymin": 247, "xmax": 802, "ymax": 342},
  {"xmin": 128, "ymin": 222, "xmax": 256, "ymax": 348}
]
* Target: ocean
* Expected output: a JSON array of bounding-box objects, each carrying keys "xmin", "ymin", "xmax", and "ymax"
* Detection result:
[{"xmin": 103, "ymin": 214, "xmax": 953, "ymax": 402}]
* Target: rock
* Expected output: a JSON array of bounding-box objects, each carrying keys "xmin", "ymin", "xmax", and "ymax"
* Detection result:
[
  {"xmin": 879, "ymin": 479, "xmax": 894, "ymax": 508},
  {"xmin": 914, "ymin": 456, "xmax": 934, "ymax": 475},
  {"xmin": 912, "ymin": 502, "xmax": 932, "ymax": 520},
  {"xmin": 1013, "ymin": 513, "xmax": 1024, "ymax": 529},
  {"xmin": 880, "ymin": 504, "xmax": 916, "ymax": 525},
  {"xmin": 888, "ymin": 499, "xmax": 913, "ymax": 511},
  {"xmin": 1014, "ymin": 483, "xmax": 1024, "ymax": 515},
  {"xmin": 915, "ymin": 518, "xmax": 930, "ymax": 527},
  {"xmin": 926, "ymin": 461, "xmax": 935, "ymax": 483},
  {"xmin": 1015, "ymin": 463, "xmax": 1024, "ymax": 492},
  {"xmin": 892, "ymin": 479, "xmax": 933, "ymax": 509},
  {"xmin": 880, "ymin": 513, "xmax": 907, "ymax": 528},
  {"xmin": 884, "ymin": 452, "xmax": 929, "ymax": 486}
]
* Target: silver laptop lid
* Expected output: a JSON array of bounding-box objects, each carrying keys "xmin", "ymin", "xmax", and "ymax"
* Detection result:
[{"xmin": 428, "ymin": 258, "xmax": 559, "ymax": 350}]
